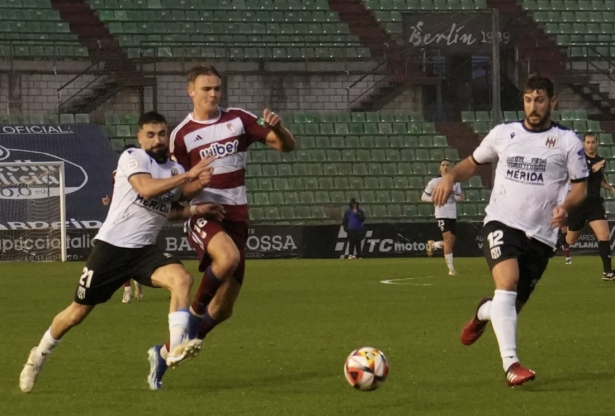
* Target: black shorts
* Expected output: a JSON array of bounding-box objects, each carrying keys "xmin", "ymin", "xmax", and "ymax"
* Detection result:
[
  {"xmin": 437, "ymin": 218, "xmax": 457, "ymax": 235},
  {"xmin": 482, "ymin": 221, "xmax": 555, "ymax": 303},
  {"xmin": 567, "ymin": 199, "xmax": 607, "ymax": 232},
  {"xmin": 73, "ymin": 240, "xmax": 182, "ymax": 305}
]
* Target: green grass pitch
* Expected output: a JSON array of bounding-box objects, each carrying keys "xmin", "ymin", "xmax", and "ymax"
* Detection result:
[{"xmin": 2, "ymin": 256, "xmax": 615, "ymax": 416}]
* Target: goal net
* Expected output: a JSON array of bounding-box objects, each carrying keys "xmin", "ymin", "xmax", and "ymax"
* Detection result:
[{"xmin": 0, "ymin": 162, "xmax": 67, "ymax": 262}]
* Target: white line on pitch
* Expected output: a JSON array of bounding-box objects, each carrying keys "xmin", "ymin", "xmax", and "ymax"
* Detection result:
[{"xmin": 380, "ymin": 276, "xmax": 434, "ymax": 285}]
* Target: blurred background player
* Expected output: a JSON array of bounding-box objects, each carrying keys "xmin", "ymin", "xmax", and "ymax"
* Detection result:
[
  {"xmin": 342, "ymin": 198, "xmax": 366, "ymax": 259},
  {"xmin": 560, "ymin": 132, "xmax": 615, "ymax": 279},
  {"xmin": 433, "ymin": 76, "xmax": 588, "ymax": 387},
  {"xmin": 422, "ymin": 158, "xmax": 464, "ymax": 275},
  {"xmin": 147, "ymin": 64, "xmax": 296, "ymax": 390},
  {"xmin": 102, "ymin": 143, "xmax": 144, "ymax": 303}
]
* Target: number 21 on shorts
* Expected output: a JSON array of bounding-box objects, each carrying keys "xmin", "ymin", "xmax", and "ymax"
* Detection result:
[
  {"xmin": 79, "ymin": 267, "xmax": 94, "ymax": 288},
  {"xmin": 487, "ymin": 230, "xmax": 503, "ymax": 260}
]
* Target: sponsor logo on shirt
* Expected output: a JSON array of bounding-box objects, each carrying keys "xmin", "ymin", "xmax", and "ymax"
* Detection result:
[
  {"xmin": 505, "ymin": 156, "xmax": 546, "ymax": 184},
  {"xmin": 134, "ymin": 194, "xmax": 171, "ymax": 215},
  {"xmin": 198, "ymin": 139, "xmax": 240, "ymax": 159},
  {"xmin": 545, "ymin": 137, "xmax": 557, "ymax": 148}
]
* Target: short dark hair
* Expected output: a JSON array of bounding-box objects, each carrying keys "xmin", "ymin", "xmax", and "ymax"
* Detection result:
[
  {"xmin": 584, "ymin": 132, "xmax": 598, "ymax": 141},
  {"xmin": 523, "ymin": 75, "xmax": 555, "ymax": 98},
  {"xmin": 138, "ymin": 111, "xmax": 167, "ymax": 128},
  {"xmin": 187, "ymin": 64, "xmax": 222, "ymax": 84},
  {"xmin": 440, "ymin": 158, "xmax": 451, "ymax": 164}
]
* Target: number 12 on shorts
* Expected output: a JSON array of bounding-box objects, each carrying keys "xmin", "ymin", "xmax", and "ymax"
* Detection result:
[{"xmin": 487, "ymin": 230, "xmax": 503, "ymax": 260}]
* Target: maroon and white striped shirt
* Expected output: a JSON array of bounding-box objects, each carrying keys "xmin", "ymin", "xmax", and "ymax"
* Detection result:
[{"xmin": 170, "ymin": 108, "xmax": 270, "ymax": 222}]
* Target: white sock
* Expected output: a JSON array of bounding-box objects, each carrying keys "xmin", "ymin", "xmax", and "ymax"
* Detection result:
[
  {"xmin": 168, "ymin": 309, "xmax": 190, "ymax": 352},
  {"xmin": 477, "ymin": 300, "xmax": 492, "ymax": 321},
  {"xmin": 433, "ymin": 241, "xmax": 444, "ymax": 249},
  {"xmin": 36, "ymin": 328, "xmax": 59, "ymax": 356},
  {"xmin": 491, "ymin": 290, "xmax": 519, "ymax": 371},
  {"xmin": 124, "ymin": 286, "xmax": 131, "ymax": 293},
  {"xmin": 445, "ymin": 253, "xmax": 454, "ymax": 270}
]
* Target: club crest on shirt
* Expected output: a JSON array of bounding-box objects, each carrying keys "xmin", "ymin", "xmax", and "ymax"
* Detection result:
[
  {"xmin": 171, "ymin": 168, "xmax": 179, "ymax": 176},
  {"xmin": 227, "ymin": 123, "xmax": 235, "ymax": 134},
  {"xmin": 545, "ymin": 137, "xmax": 557, "ymax": 148}
]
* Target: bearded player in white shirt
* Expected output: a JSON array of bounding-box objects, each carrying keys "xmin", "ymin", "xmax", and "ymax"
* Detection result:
[
  {"xmin": 433, "ymin": 76, "xmax": 588, "ymax": 387},
  {"xmin": 19, "ymin": 112, "xmax": 223, "ymax": 393},
  {"xmin": 422, "ymin": 158, "xmax": 465, "ymax": 275}
]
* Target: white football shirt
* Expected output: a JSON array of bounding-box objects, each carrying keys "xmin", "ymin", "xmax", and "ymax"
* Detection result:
[
  {"xmin": 423, "ymin": 177, "xmax": 462, "ymax": 219},
  {"xmin": 95, "ymin": 148, "xmax": 185, "ymax": 248},
  {"xmin": 473, "ymin": 121, "xmax": 588, "ymax": 247}
]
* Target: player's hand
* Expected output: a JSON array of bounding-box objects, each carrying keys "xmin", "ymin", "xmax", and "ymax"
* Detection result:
[
  {"xmin": 101, "ymin": 195, "xmax": 111, "ymax": 206},
  {"xmin": 262, "ymin": 108, "xmax": 282, "ymax": 130},
  {"xmin": 186, "ymin": 155, "xmax": 216, "ymax": 181},
  {"xmin": 550, "ymin": 205, "xmax": 568, "ymax": 228},
  {"xmin": 593, "ymin": 159, "xmax": 606, "ymax": 172},
  {"xmin": 197, "ymin": 168, "xmax": 214, "ymax": 188},
  {"xmin": 194, "ymin": 203, "xmax": 225, "ymax": 222},
  {"xmin": 432, "ymin": 175, "xmax": 454, "ymax": 206}
]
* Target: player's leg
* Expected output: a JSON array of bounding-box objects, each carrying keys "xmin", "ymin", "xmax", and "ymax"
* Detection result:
[
  {"xmin": 588, "ymin": 218, "xmax": 613, "ymax": 279},
  {"xmin": 149, "ymin": 262, "xmax": 201, "ymax": 367},
  {"xmin": 20, "ymin": 242, "xmax": 127, "ymax": 393},
  {"xmin": 122, "ymin": 280, "xmax": 132, "ymax": 303},
  {"xmin": 560, "ymin": 226, "xmax": 571, "ymax": 264},
  {"xmin": 442, "ymin": 220, "xmax": 458, "ymax": 275},
  {"xmin": 134, "ymin": 280, "xmax": 143, "ymax": 301},
  {"xmin": 347, "ymin": 230, "xmax": 357, "ymax": 259}
]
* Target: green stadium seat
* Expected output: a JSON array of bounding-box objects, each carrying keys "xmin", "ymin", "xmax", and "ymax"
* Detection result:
[
  {"xmin": 350, "ymin": 177, "xmax": 365, "ymax": 189},
  {"xmin": 299, "ymin": 191, "xmax": 315, "ymax": 204},
  {"xmin": 480, "ymin": 189, "xmax": 491, "ymax": 201},
  {"xmin": 461, "ymin": 111, "xmax": 475, "ymax": 122},
  {"xmin": 330, "ymin": 136, "xmax": 345, "ymax": 148},
  {"xmin": 262, "ymin": 165, "xmax": 277, "ymax": 176},
  {"xmin": 280, "ymin": 206, "xmax": 296, "ymax": 219},
  {"xmin": 379, "ymin": 176, "xmax": 394, "ymax": 189},
  {"xmin": 368, "ymin": 163, "xmax": 383, "ymax": 176},
  {"xmin": 372, "ymin": 205, "xmax": 387, "ymax": 218},
  {"xmin": 400, "ymin": 149, "xmax": 415, "ymax": 161},
  {"xmin": 247, "ymin": 165, "xmax": 263, "ymax": 176},
  {"xmin": 322, "ymin": 163, "xmax": 338, "ymax": 176},
  {"xmin": 469, "ymin": 176, "xmax": 483, "ymax": 187},
  {"xmin": 394, "ymin": 176, "xmax": 408, "ymax": 189},
  {"xmin": 273, "ymin": 178, "xmax": 290, "ymax": 191},
  {"xmin": 465, "ymin": 190, "xmax": 480, "ymax": 201},
  {"xmin": 254, "ymin": 192, "xmax": 270, "ymax": 205},
  {"xmin": 406, "ymin": 190, "xmax": 422, "ymax": 202},
  {"xmin": 278, "ymin": 164, "xmax": 293, "ymax": 176},
  {"xmin": 385, "ymin": 149, "xmax": 401, "ymax": 162},
  {"xmin": 433, "ymin": 136, "xmax": 448, "ymax": 147},
  {"xmin": 390, "ymin": 190, "xmax": 405, "ymax": 203},
  {"xmin": 360, "ymin": 137, "xmax": 375, "ymax": 148},
  {"xmin": 361, "ymin": 190, "xmax": 376, "ymax": 203},
  {"xmin": 387, "ymin": 205, "xmax": 402, "ymax": 217},
  {"xmin": 418, "ymin": 204, "xmax": 433, "ymax": 217},
  {"xmin": 258, "ymin": 178, "xmax": 273, "ymax": 190},
  {"xmin": 338, "ymin": 163, "xmax": 352, "ymax": 175},
  {"xmin": 403, "ymin": 204, "xmax": 418, "ymax": 218}
]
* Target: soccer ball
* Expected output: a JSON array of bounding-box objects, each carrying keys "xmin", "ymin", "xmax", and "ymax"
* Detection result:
[{"xmin": 343, "ymin": 347, "xmax": 389, "ymax": 391}]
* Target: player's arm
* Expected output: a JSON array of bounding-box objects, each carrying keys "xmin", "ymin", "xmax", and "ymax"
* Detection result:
[
  {"xmin": 179, "ymin": 157, "xmax": 216, "ymax": 201},
  {"xmin": 129, "ymin": 157, "xmax": 213, "ymax": 200},
  {"xmin": 552, "ymin": 135, "xmax": 590, "ymax": 227},
  {"xmin": 601, "ymin": 174, "xmax": 615, "ymax": 195},
  {"xmin": 167, "ymin": 202, "xmax": 225, "ymax": 222},
  {"xmin": 421, "ymin": 180, "xmax": 435, "ymax": 202},
  {"xmin": 433, "ymin": 126, "xmax": 499, "ymax": 206},
  {"xmin": 261, "ymin": 109, "xmax": 296, "ymax": 153}
]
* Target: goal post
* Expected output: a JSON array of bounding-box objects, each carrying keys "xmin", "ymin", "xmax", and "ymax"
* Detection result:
[{"xmin": 0, "ymin": 161, "xmax": 67, "ymax": 262}]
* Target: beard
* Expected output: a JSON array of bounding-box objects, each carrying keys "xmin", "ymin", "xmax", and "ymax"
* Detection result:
[
  {"xmin": 146, "ymin": 146, "xmax": 169, "ymax": 164},
  {"xmin": 525, "ymin": 109, "xmax": 551, "ymax": 129}
]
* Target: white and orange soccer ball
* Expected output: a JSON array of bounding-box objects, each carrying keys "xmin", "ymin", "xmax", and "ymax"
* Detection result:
[{"xmin": 343, "ymin": 347, "xmax": 389, "ymax": 391}]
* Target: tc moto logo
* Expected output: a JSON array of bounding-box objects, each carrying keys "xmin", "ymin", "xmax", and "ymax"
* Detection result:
[{"xmin": 335, "ymin": 226, "xmax": 427, "ymax": 257}]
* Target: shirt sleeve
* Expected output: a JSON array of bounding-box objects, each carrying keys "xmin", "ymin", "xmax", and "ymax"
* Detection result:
[
  {"xmin": 238, "ymin": 109, "xmax": 270, "ymax": 145},
  {"xmin": 423, "ymin": 179, "xmax": 435, "ymax": 196},
  {"xmin": 170, "ymin": 128, "xmax": 192, "ymax": 171},
  {"xmin": 118, "ymin": 149, "xmax": 152, "ymax": 178},
  {"xmin": 472, "ymin": 124, "xmax": 500, "ymax": 165},
  {"xmin": 567, "ymin": 133, "xmax": 589, "ymax": 182},
  {"xmin": 169, "ymin": 164, "xmax": 186, "ymax": 202}
]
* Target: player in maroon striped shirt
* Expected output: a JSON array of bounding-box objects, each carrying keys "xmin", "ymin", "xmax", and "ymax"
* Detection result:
[{"xmin": 146, "ymin": 64, "xmax": 296, "ymax": 389}]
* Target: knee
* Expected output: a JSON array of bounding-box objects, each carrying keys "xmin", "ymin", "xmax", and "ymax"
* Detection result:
[
  {"xmin": 168, "ymin": 271, "xmax": 194, "ymax": 293},
  {"xmin": 216, "ymin": 250, "xmax": 240, "ymax": 278}
]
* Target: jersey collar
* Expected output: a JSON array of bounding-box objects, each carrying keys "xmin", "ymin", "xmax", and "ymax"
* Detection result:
[
  {"xmin": 189, "ymin": 108, "xmax": 222, "ymax": 125},
  {"xmin": 520, "ymin": 120, "xmax": 555, "ymax": 134}
]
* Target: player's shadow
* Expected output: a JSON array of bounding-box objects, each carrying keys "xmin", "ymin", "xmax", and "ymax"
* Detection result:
[
  {"xmin": 186, "ymin": 370, "xmax": 324, "ymax": 392},
  {"xmin": 520, "ymin": 371, "xmax": 615, "ymax": 392}
]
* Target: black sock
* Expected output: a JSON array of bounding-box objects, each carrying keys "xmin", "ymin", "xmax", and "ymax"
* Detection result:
[{"xmin": 598, "ymin": 241, "xmax": 612, "ymax": 274}]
